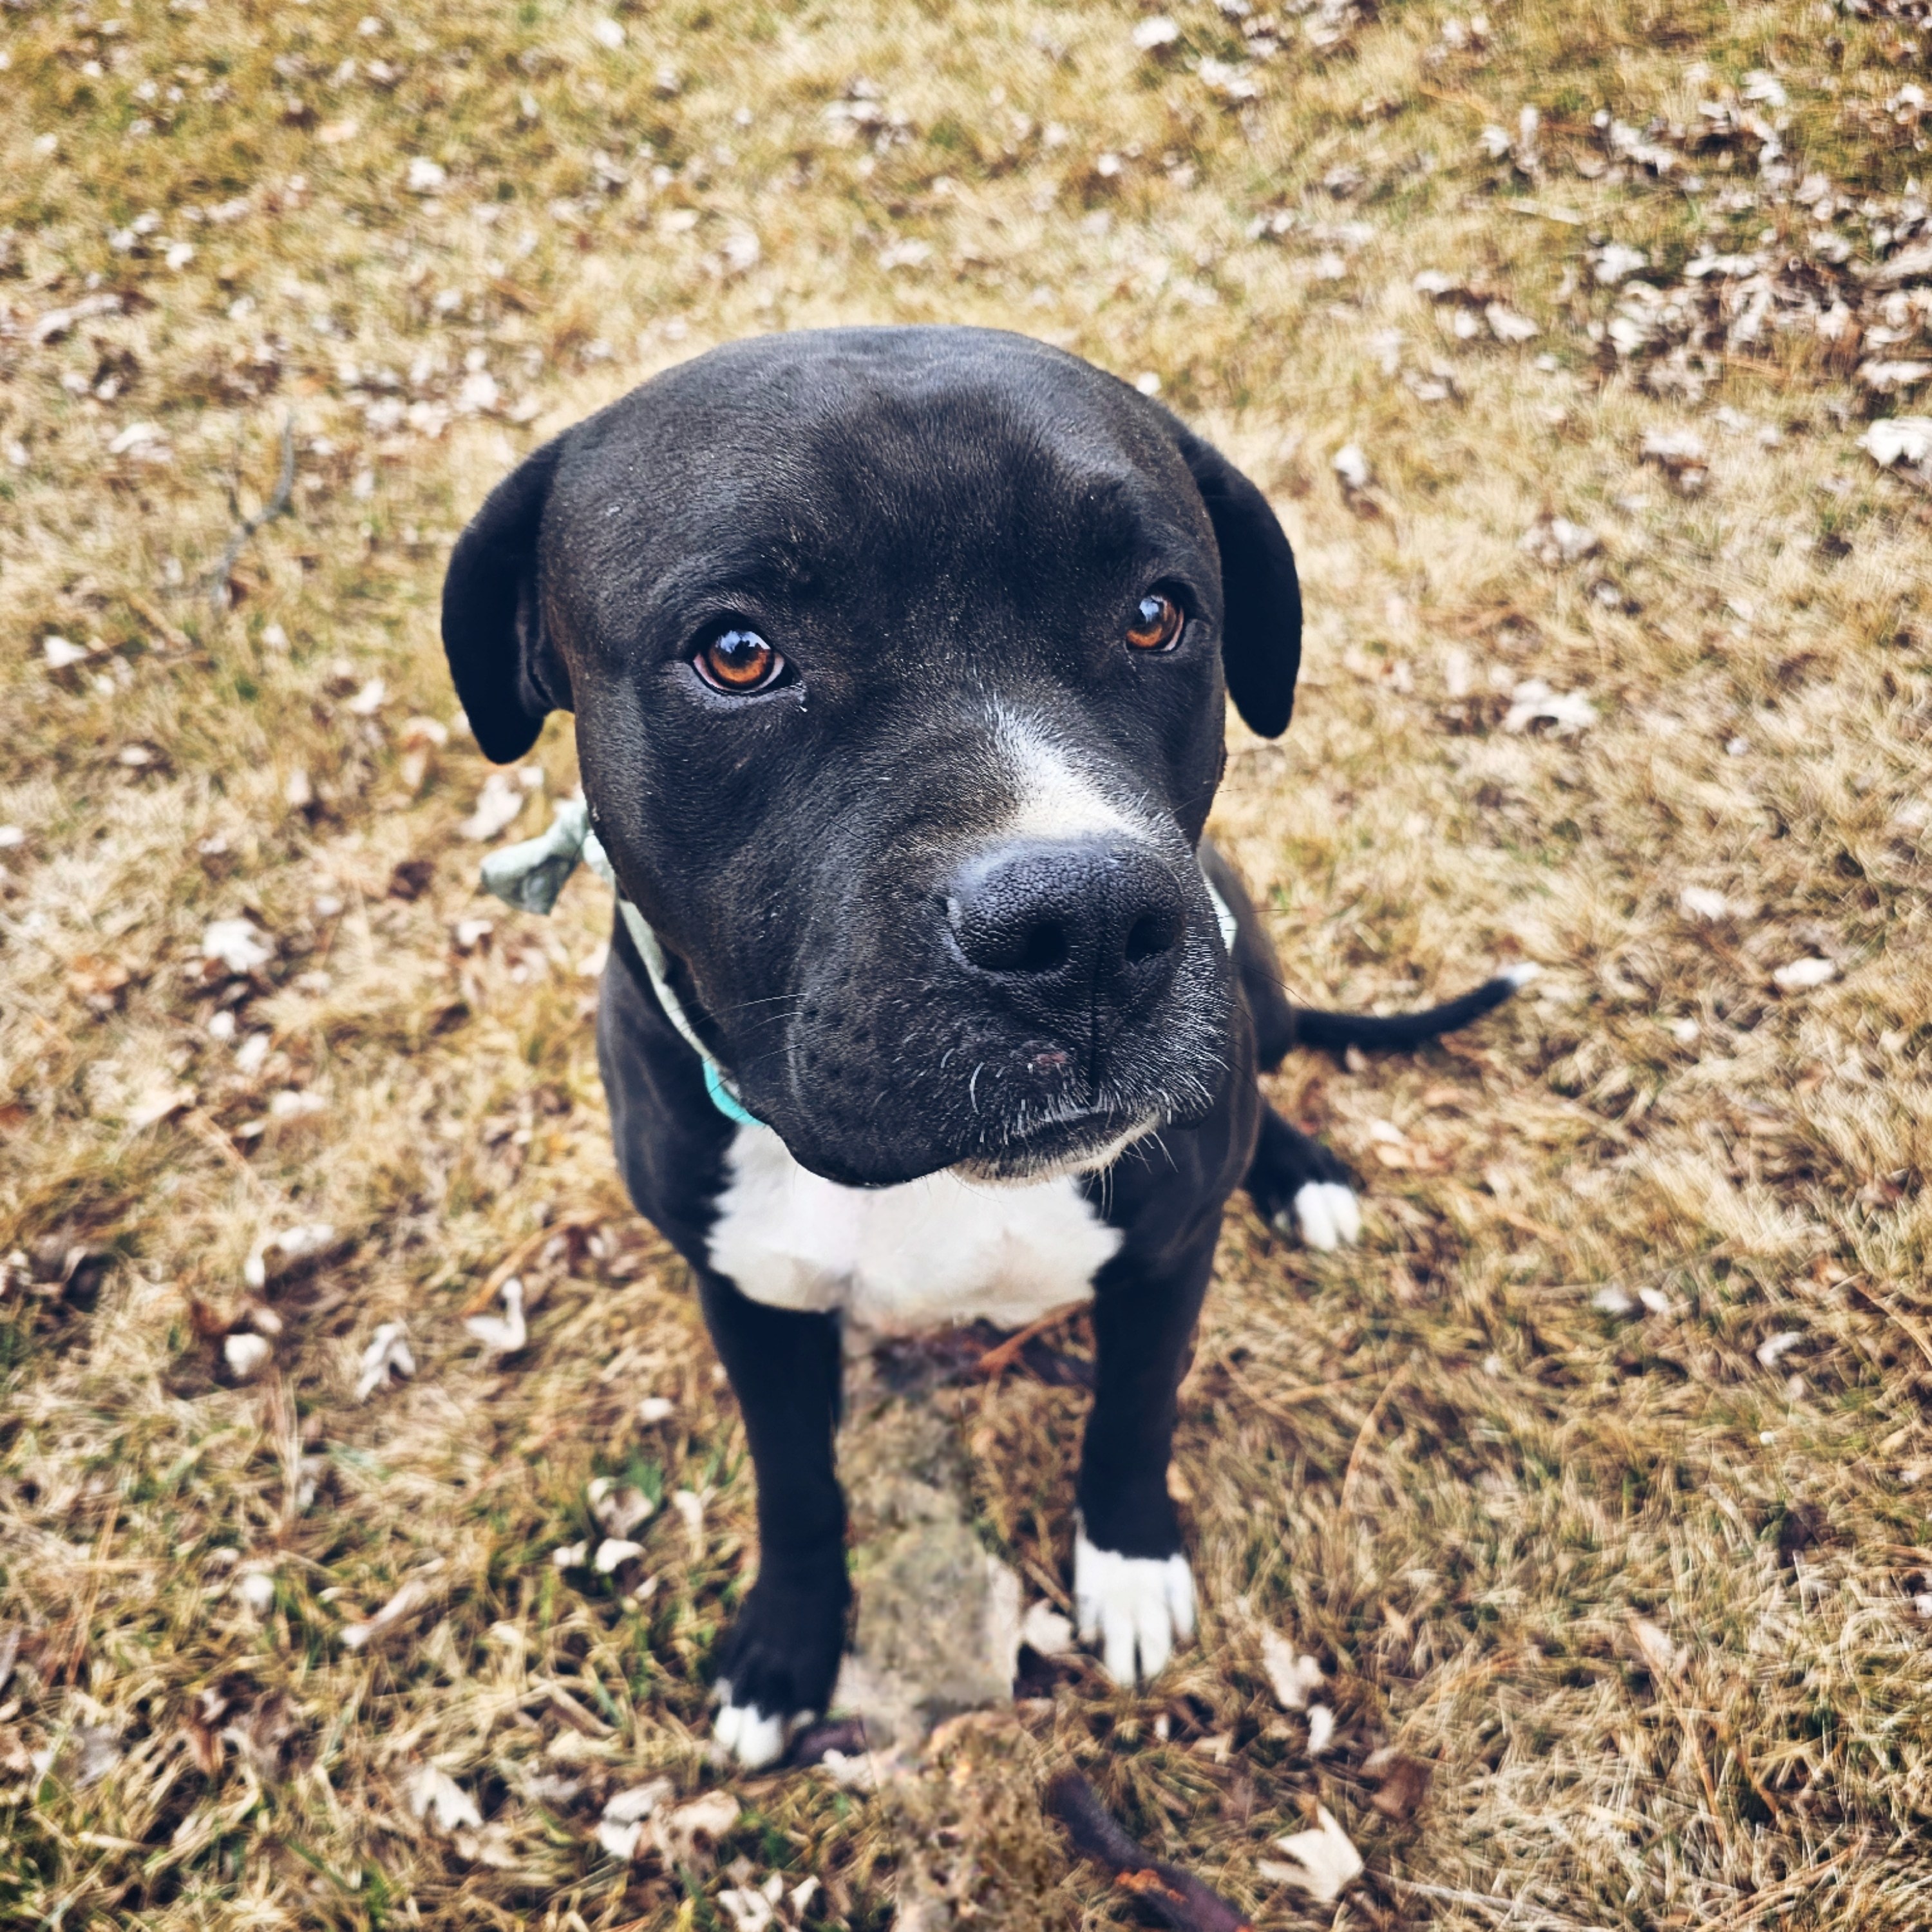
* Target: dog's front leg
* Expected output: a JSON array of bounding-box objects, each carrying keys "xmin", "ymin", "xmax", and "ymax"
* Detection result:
[
  {"xmin": 1074, "ymin": 1240, "xmax": 1217, "ymax": 1685},
  {"xmin": 697, "ymin": 1270, "xmax": 848, "ymax": 1768}
]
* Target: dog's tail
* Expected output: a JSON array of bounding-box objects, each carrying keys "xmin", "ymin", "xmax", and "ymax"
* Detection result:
[
  {"xmin": 1200, "ymin": 838, "xmax": 1539, "ymax": 1070},
  {"xmin": 1283, "ymin": 963, "xmax": 1537, "ymax": 1057}
]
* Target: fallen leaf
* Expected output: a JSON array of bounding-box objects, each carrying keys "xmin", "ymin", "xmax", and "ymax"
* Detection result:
[
  {"xmin": 1678, "ymin": 886, "xmax": 1734, "ymax": 921},
  {"xmin": 235, "ymin": 1568, "xmax": 276, "ymax": 1615},
  {"xmin": 1869, "ymin": 241, "xmax": 1932, "ymax": 290},
  {"xmin": 1019, "ymin": 1600, "xmax": 1075, "ymax": 1656},
  {"xmin": 1197, "ymin": 55, "xmax": 1259, "ymax": 102},
  {"xmin": 464, "ymin": 1276, "xmax": 527, "ymax": 1356},
  {"xmin": 817, "ymin": 1747, "xmax": 878, "ymax": 1791},
  {"xmin": 672, "ymin": 1487, "xmax": 706, "ymax": 1552},
  {"xmin": 245, "ymin": 1222, "xmax": 336, "ymax": 1290},
  {"xmin": 460, "ymin": 772, "xmax": 527, "ymax": 842},
  {"xmin": 75, "ymin": 1725, "xmax": 125, "ymax": 1786},
  {"xmin": 1591, "ymin": 241, "xmax": 1648, "ymax": 284},
  {"xmin": 1518, "ymin": 516, "xmax": 1599, "ymax": 566},
  {"xmin": 587, "ymin": 1475, "xmax": 655, "ymax": 1538},
  {"xmin": 1306, "ymin": 1704, "xmax": 1336, "ymax": 1754},
  {"xmin": 64, "ymin": 956, "xmax": 130, "ymax": 1009},
  {"xmin": 406, "ymin": 1764, "xmax": 482, "ymax": 1833},
  {"xmin": 603, "ymin": 1777, "xmax": 672, "ymax": 1824},
  {"xmin": 1503, "ymin": 679, "xmax": 1598, "ymax": 734},
  {"xmin": 1640, "ymin": 428, "xmax": 1709, "ymax": 493},
  {"xmin": 596, "ymin": 1777, "xmax": 673, "ymax": 1858},
  {"xmin": 223, "ymin": 1332, "xmax": 272, "ymax": 1381},
  {"xmin": 354, "ymin": 1321, "xmax": 416, "ymax": 1401},
  {"xmin": 1485, "ymin": 301, "xmax": 1539, "ymax": 344},
  {"xmin": 1772, "ymin": 956, "xmax": 1836, "ymax": 991},
  {"xmin": 1860, "ymin": 416, "xmax": 1932, "ymax": 469},
  {"xmin": 453, "ymin": 1821, "xmax": 518, "ymax": 1868},
  {"xmin": 1630, "ymin": 1617, "xmax": 1685, "ymax": 1678},
  {"xmin": 1860, "ymin": 360, "xmax": 1932, "ymax": 395},
  {"xmin": 1265, "ymin": 1805, "xmax": 1364, "ymax": 1902},
  {"xmin": 107, "ymin": 421, "xmax": 169, "ymax": 458},
  {"xmin": 659, "ymin": 1790, "xmax": 739, "ymax": 1868},
  {"xmin": 1362, "ymin": 1747, "xmax": 1434, "ymax": 1823},
  {"xmin": 1260, "ymin": 1630, "xmax": 1325, "ymax": 1710},
  {"xmin": 1331, "ymin": 443, "xmax": 1371, "ymax": 492},
  {"xmin": 341, "ymin": 1571, "xmax": 437, "ymax": 1650},
  {"xmin": 204, "ymin": 918, "xmax": 274, "ymax": 975},
  {"xmin": 717, "ymin": 1879, "xmax": 786, "ymax": 1932}
]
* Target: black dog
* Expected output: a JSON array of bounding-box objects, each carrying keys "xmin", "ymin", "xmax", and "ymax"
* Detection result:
[{"xmin": 441, "ymin": 326, "xmax": 1522, "ymax": 1766}]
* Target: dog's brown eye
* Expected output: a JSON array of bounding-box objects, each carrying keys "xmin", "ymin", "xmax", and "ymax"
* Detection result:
[
  {"xmin": 1126, "ymin": 591, "xmax": 1184, "ymax": 653},
  {"xmin": 695, "ymin": 628, "xmax": 784, "ymax": 693}
]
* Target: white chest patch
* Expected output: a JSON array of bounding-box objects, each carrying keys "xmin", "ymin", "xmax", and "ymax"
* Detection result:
[{"xmin": 706, "ymin": 1122, "xmax": 1123, "ymax": 1335}]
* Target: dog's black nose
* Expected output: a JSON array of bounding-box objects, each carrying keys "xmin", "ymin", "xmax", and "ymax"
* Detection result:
[{"xmin": 946, "ymin": 839, "xmax": 1188, "ymax": 1029}]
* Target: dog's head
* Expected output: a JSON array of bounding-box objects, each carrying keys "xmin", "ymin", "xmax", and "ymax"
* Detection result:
[{"xmin": 442, "ymin": 327, "xmax": 1300, "ymax": 1187}]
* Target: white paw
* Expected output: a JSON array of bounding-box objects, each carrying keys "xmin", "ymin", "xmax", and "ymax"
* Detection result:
[
  {"xmin": 1073, "ymin": 1531, "xmax": 1196, "ymax": 1685},
  {"xmin": 1279, "ymin": 1181, "xmax": 1361, "ymax": 1252},
  {"xmin": 714, "ymin": 1685, "xmax": 807, "ymax": 1770}
]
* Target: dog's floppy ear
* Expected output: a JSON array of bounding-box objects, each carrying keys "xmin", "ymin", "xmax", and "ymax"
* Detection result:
[
  {"xmin": 1174, "ymin": 429, "xmax": 1302, "ymax": 739},
  {"xmin": 441, "ymin": 435, "xmax": 571, "ymax": 763}
]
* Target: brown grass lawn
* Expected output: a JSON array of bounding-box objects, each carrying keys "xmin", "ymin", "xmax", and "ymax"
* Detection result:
[{"xmin": 4, "ymin": 0, "xmax": 1931, "ymax": 1925}]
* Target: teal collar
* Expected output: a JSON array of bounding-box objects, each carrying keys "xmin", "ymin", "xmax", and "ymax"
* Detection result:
[
  {"xmin": 481, "ymin": 797, "xmax": 1238, "ymax": 1134},
  {"xmin": 480, "ymin": 797, "xmax": 764, "ymax": 1128}
]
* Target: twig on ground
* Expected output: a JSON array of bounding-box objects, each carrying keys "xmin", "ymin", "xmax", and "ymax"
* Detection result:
[
  {"xmin": 457, "ymin": 1210, "xmax": 601, "ymax": 1316},
  {"xmin": 1846, "ymin": 1279, "xmax": 1932, "ymax": 1375},
  {"xmin": 975, "ymin": 1299, "xmax": 1088, "ymax": 1378},
  {"xmin": 56, "ymin": 1497, "xmax": 118, "ymax": 1683},
  {"xmin": 127, "ymin": 592, "xmax": 191, "ymax": 650},
  {"xmin": 1044, "ymin": 1768, "xmax": 1253, "ymax": 1932},
  {"xmin": 207, "ymin": 413, "xmax": 297, "ymax": 616},
  {"xmin": 1387, "ymin": 1877, "xmax": 1607, "ymax": 1929},
  {"xmin": 1694, "ymin": 1839, "xmax": 1862, "ymax": 1932},
  {"xmin": 183, "ymin": 1106, "xmax": 274, "ymax": 1201},
  {"xmin": 1220, "ymin": 1358, "xmax": 1375, "ymax": 1421},
  {"xmin": 1340, "ymin": 1361, "xmax": 1410, "ymax": 1513}
]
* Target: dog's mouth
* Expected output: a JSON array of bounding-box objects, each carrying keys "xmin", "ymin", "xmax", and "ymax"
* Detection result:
[{"xmin": 949, "ymin": 1106, "xmax": 1160, "ymax": 1186}]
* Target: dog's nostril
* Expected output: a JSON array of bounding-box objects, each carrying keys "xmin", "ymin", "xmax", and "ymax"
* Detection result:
[
  {"xmin": 1124, "ymin": 911, "xmax": 1181, "ymax": 964},
  {"xmin": 1011, "ymin": 920, "xmax": 1070, "ymax": 975},
  {"xmin": 948, "ymin": 838, "xmax": 1187, "ymax": 1007}
]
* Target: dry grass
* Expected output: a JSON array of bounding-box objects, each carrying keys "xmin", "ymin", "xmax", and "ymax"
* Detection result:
[{"xmin": 4, "ymin": 0, "xmax": 1931, "ymax": 1925}]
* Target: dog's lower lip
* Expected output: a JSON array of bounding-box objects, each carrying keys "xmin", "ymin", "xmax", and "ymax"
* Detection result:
[{"xmin": 979, "ymin": 1105, "xmax": 1147, "ymax": 1164}]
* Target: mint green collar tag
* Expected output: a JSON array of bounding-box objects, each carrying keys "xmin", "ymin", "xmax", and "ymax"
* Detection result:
[{"xmin": 480, "ymin": 798, "xmax": 767, "ymax": 1130}]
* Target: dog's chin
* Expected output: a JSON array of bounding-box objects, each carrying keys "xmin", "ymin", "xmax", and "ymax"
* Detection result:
[{"xmin": 949, "ymin": 1112, "xmax": 1161, "ymax": 1187}]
